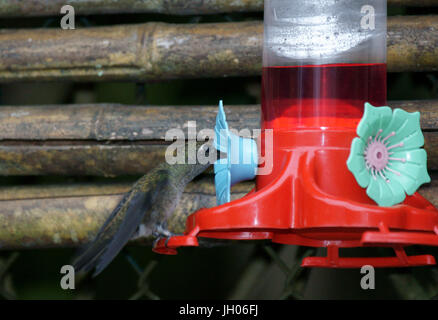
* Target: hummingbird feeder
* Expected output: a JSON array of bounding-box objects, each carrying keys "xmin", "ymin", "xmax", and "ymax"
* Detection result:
[{"xmin": 154, "ymin": 0, "xmax": 438, "ymax": 268}]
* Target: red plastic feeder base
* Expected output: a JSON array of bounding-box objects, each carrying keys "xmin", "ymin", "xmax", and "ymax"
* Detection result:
[
  {"xmin": 301, "ymin": 245, "xmax": 436, "ymax": 268},
  {"xmin": 153, "ymin": 130, "xmax": 438, "ymax": 268}
]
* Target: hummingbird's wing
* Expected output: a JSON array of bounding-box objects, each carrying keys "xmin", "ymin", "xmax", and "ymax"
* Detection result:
[{"xmin": 73, "ymin": 174, "xmax": 167, "ymax": 276}]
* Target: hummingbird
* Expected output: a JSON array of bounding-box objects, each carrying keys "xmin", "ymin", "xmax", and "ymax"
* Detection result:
[{"xmin": 73, "ymin": 140, "xmax": 218, "ymax": 276}]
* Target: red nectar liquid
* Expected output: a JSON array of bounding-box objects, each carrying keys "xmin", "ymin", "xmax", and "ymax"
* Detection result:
[{"xmin": 261, "ymin": 63, "xmax": 387, "ymax": 130}]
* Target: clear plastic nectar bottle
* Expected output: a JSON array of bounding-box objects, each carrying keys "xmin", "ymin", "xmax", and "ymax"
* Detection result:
[{"xmin": 261, "ymin": 0, "xmax": 387, "ymax": 131}]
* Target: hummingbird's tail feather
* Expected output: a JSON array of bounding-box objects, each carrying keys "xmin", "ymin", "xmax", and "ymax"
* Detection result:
[
  {"xmin": 72, "ymin": 190, "xmax": 132, "ymax": 273},
  {"xmin": 92, "ymin": 179, "xmax": 165, "ymax": 276},
  {"xmin": 73, "ymin": 176, "xmax": 166, "ymax": 276},
  {"xmin": 73, "ymin": 240, "xmax": 109, "ymax": 273}
]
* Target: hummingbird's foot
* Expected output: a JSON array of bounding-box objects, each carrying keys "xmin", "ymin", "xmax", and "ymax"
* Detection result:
[
  {"xmin": 152, "ymin": 224, "xmax": 176, "ymax": 248},
  {"xmin": 152, "ymin": 224, "xmax": 174, "ymax": 238}
]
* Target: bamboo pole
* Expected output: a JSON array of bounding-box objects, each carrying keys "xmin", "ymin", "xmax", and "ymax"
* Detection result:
[
  {"xmin": 0, "ymin": 21, "xmax": 262, "ymax": 82},
  {"xmin": 0, "ymin": 0, "xmax": 263, "ymax": 17},
  {"xmin": 0, "ymin": 177, "xmax": 250, "ymax": 249},
  {"xmin": 0, "ymin": 101, "xmax": 436, "ymax": 141},
  {"xmin": 0, "ymin": 175, "xmax": 436, "ymax": 249},
  {"xmin": 1, "ymin": 17, "xmax": 438, "ymax": 82},
  {"xmin": 0, "ymin": 143, "xmax": 165, "ymax": 176},
  {"xmin": 4, "ymin": 136, "xmax": 436, "ymax": 177},
  {"xmin": 0, "ymin": 0, "xmax": 435, "ymax": 17},
  {"xmin": 0, "ymin": 182, "xmax": 131, "ymax": 200}
]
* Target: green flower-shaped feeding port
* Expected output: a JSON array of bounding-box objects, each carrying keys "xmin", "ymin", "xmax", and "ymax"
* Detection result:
[{"xmin": 347, "ymin": 103, "xmax": 431, "ymax": 207}]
